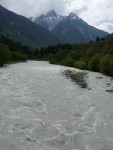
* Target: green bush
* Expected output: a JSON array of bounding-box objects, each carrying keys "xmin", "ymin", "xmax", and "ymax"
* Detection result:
[
  {"xmin": 10, "ymin": 51, "xmax": 27, "ymax": 61},
  {"xmin": 64, "ymin": 59, "xmax": 74, "ymax": 67},
  {"xmin": 109, "ymin": 55, "xmax": 113, "ymax": 76},
  {"xmin": 49, "ymin": 59, "xmax": 57, "ymax": 64},
  {"xmin": 88, "ymin": 53, "xmax": 101, "ymax": 71},
  {"xmin": 74, "ymin": 60, "xmax": 86, "ymax": 69},
  {"xmin": 60, "ymin": 59, "xmax": 65, "ymax": 65},
  {"xmin": 55, "ymin": 50, "xmax": 65, "ymax": 62},
  {"xmin": 0, "ymin": 43, "xmax": 11, "ymax": 66},
  {"xmin": 99, "ymin": 54, "xmax": 111, "ymax": 75},
  {"xmin": 68, "ymin": 50, "xmax": 81, "ymax": 60},
  {"xmin": 48, "ymin": 54, "xmax": 54, "ymax": 61}
]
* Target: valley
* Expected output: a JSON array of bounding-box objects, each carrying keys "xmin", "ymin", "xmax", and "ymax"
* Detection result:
[{"xmin": 0, "ymin": 3, "xmax": 113, "ymax": 150}]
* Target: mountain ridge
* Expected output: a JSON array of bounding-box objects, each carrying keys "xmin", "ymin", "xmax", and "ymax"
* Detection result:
[
  {"xmin": 52, "ymin": 14, "xmax": 109, "ymax": 43},
  {"xmin": 30, "ymin": 10, "xmax": 109, "ymax": 44},
  {"xmin": 29, "ymin": 10, "xmax": 65, "ymax": 31},
  {"xmin": 0, "ymin": 5, "xmax": 61, "ymax": 48}
]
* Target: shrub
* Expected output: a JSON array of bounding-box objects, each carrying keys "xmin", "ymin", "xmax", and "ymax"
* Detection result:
[
  {"xmin": 0, "ymin": 43, "xmax": 11, "ymax": 66},
  {"xmin": 109, "ymin": 55, "xmax": 113, "ymax": 76},
  {"xmin": 49, "ymin": 59, "xmax": 56, "ymax": 64},
  {"xmin": 55, "ymin": 50, "xmax": 65, "ymax": 62},
  {"xmin": 66, "ymin": 59, "xmax": 74, "ymax": 67},
  {"xmin": 10, "ymin": 51, "xmax": 27, "ymax": 61},
  {"xmin": 74, "ymin": 60, "xmax": 86, "ymax": 69},
  {"xmin": 48, "ymin": 54, "xmax": 54, "ymax": 61},
  {"xmin": 88, "ymin": 53, "xmax": 101, "ymax": 71},
  {"xmin": 99, "ymin": 54, "xmax": 110, "ymax": 75},
  {"xmin": 68, "ymin": 50, "xmax": 81, "ymax": 60}
]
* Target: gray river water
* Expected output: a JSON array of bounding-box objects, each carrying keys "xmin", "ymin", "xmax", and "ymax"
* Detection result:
[{"xmin": 0, "ymin": 61, "xmax": 113, "ymax": 150}]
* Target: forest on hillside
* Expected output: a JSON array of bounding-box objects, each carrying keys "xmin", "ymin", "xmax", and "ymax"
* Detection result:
[
  {"xmin": 0, "ymin": 35, "xmax": 36, "ymax": 66},
  {"xmin": 0, "ymin": 34, "xmax": 113, "ymax": 77},
  {"xmin": 37, "ymin": 35, "xmax": 113, "ymax": 77}
]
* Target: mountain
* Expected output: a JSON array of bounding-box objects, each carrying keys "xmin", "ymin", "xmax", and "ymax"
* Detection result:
[
  {"xmin": 29, "ymin": 10, "xmax": 65, "ymax": 31},
  {"xmin": 30, "ymin": 11, "xmax": 108, "ymax": 44},
  {"xmin": 0, "ymin": 5, "xmax": 61, "ymax": 48},
  {"xmin": 52, "ymin": 12, "xmax": 109, "ymax": 44}
]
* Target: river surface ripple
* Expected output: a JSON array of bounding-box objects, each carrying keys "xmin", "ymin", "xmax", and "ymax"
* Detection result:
[{"xmin": 0, "ymin": 61, "xmax": 113, "ymax": 150}]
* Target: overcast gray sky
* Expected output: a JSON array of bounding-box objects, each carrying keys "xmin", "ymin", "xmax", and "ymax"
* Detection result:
[{"xmin": 0, "ymin": 0, "xmax": 113, "ymax": 33}]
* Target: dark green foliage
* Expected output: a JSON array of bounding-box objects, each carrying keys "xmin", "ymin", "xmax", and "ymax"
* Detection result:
[
  {"xmin": 49, "ymin": 59, "xmax": 57, "ymax": 64},
  {"xmin": 66, "ymin": 59, "xmax": 74, "ymax": 67},
  {"xmin": 0, "ymin": 44, "xmax": 11, "ymax": 66},
  {"xmin": 10, "ymin": 52, "xmax": 27, "ymax": 61},
  {"xmin": 0, "ymin": 35, "xmax": 30, "ymax": 54},
  {"xmin": 68, "ymin": 51, "xmax": 80, "ymax": 60},
  {"xmin": 110, "ymin": 55, "xmax": 113, "ymax": 76},
  {"xmin": 74, "ymin": 60, "xmax": 86, "ymax": 69},
  {"xmin": 96, "ymin": 36, "xmax": 101, "ymax": 41},
  {"xmin": 99, "ymin": 55, "xmax": 111, "ymax": 75},
  {"xmin": 48, "ymin": 54, "xmax": 54, "ymax": 61},
  {"xmin": 36, "ymin": 34, "xmax": 113, "ymax": 77},
  {"xmin": 0, "ymin": 35, "xmax": 37, "ymax": 60},
  {"xmin": 0, "ymin": 36, "xmax": 29, "ymax": 65},
  {"xmin": 88, "ymin": 54, "xmax": 101, "ymax": 71},
  {"xmin": 55, "ymin": 50, "xmax": 65, "ymax": 62}
]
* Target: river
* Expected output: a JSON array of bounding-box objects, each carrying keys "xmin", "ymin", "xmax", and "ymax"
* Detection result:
[{"xmin": 0, "ymin": 61, "xmax": 113, "ymax": 150}]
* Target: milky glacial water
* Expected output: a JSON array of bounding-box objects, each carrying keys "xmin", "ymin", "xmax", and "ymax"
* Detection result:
[{"xmin": 0, "ymin": 61, "xmax": 113, "ymax": 150}]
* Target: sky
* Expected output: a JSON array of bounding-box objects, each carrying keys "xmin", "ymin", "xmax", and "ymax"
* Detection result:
[{"xmin": 0, "ymin": 0, "xmax": 113, "ymax": 33}]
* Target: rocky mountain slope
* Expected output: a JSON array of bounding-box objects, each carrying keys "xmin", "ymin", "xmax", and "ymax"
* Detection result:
[
  {"xmin": 29, "ymin": 10, "xmax": 65, "ymax": 31},
  {"xmin": 52, "ymin": 12, "xmax": 109, "ymax": 44},
  {"xmin": 0, "ymin": 5, "xmax": 61, "ymax": 48},
  {"xmin": 30, "ymin": 11, "xmax": 108, "ymax": 44}
]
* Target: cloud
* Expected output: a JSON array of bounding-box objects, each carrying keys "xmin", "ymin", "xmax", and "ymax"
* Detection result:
[
  {"xmin": 79, "ymin": 0, "xmax": 113, "ymax": 33},
  {"xmin": 0, "ymin": 0, "xmax": 69, "ymax": 16},
  {"xmin": 0, "ymin": 0, "xmax": 113, "ymax": 33},
  {"xmin": 97, "ymin": 22, "xmax": 113, "ymax": 33}
]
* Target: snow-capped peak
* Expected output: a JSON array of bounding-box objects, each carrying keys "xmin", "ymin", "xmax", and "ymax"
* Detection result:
[
  {"xmin": 29, "ymin": 17, "xmax": 37, "ymax": 22},
  {"xmin": 29, "ymin": 10, "xmax": 65, "ymax": 31},
  {"xmin": 46, "ymin": 10, "xmax": 57, "ymax": 16},
  {"xmin": 69, "ymin": 12, "xmax": 80, "ymax": 20},
  {"xmin": 29, "ymin": 11, "xmax": 85, "ymax": 31}
]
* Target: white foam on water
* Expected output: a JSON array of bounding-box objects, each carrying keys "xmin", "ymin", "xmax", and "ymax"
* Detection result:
[{"xmin": 0, "ymin": 61, "xmax": 113, "ymax": 150}]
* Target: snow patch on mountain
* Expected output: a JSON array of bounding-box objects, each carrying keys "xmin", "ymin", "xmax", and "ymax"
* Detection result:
[
  {"xmin": 69, "ymin": 12, "xmax": 80, "ymax": 20},
  {"xmin": 29, "ymin": 10, "xmax": 65, "ymax": 31}
]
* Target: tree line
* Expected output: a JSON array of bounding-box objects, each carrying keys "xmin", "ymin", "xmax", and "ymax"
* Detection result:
[
  {"xmin": 36, "ymin": 35, "xmax": 113, "ymax": 77},
  {"xmin": 1, "ymin": 34, "xmax": 113, "ymax": 77},
  {"xmin": 0, "ymin": 35, "xmax": 37, "ymax": 66}
]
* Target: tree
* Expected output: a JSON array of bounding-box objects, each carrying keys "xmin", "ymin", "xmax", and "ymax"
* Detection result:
[
  {"xmin": 109, "ymin": 55, "xmax": 113, "ymax": 76},
  {"xmin": 74, "ymin": 60, "xmax": 86, "ymax": 69},
  {"xmin": 48, "ymin": 53, "xmax": 54, "ymax": 61},
  {"xmin": 64, "ymin": 59, "xmax": 74, "ymax": 67},
  {"xmin": 55, "ymin": 50, "xmax": 65, "ymax": 62},
  {"xmin": 0, "ymin": 44, "xmax": 11, "ymax": 66},
  {"xmin": 68, "ymin": 50, "xmax": 81, "ymax": 60},
  {"xmin": 10, "ymin": 51, "xmax": 27, "ymax": 61},
  {"xmin": 88, "ymin": 53, "xmax": 101, "ymax": 71},
  {"xmin": 96, "ymin": 36, "xmax": 101, "ymax": 41},
  {"xmin": 99, "ymin": 54, "xmax": 111, "ymax": 75}
]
